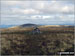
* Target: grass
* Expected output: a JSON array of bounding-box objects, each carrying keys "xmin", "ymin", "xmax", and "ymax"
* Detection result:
[{"xmin": 0, "ymin": 27, "xmax": 74, "ymax": 55}]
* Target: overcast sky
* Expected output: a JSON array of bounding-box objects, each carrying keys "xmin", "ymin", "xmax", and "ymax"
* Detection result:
[{"xmin": 1, "ymin": 0, "xmax": 74, "ymax": 25}]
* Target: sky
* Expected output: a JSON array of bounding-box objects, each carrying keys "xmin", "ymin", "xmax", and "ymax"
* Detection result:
[{"xmin": 1, "ymin": 0, "xmax": 75, "ymax": 25}]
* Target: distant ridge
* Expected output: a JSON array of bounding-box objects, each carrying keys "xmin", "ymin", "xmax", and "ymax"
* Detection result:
[
  {"xmin": 8, "ymin": 23, "xmax": 39, "ymax": 29},
  {"xmin": 0, "ymin": 25, "xmax": 16, "ymax": 28},
  {"xmin": 8, "ymin": 23, "xmax": 74, "ymax": 29},
  {"xmin": 20, "ymin": 23, "xmax": 39, "ymax": 28}
]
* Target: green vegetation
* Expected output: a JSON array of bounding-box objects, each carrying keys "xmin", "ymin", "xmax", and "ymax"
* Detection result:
[{"xmin": 1, "ymin": 27, "xmax": 74, "ymax": 55}]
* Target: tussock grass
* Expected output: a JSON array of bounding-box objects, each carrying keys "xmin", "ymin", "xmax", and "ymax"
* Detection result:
[{"xmin": 1, "ymin": 27, "xmax": 74, "ymax": 55}]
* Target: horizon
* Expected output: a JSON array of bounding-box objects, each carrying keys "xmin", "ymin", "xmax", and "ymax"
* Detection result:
[{"xmin": 0, "ymin": 23, "xmax": 74, "ymax": 28}]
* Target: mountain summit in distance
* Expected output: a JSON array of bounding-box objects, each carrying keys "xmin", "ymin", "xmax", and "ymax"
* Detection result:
[
  {"xmin": 19, "ymin": 23, "xmax": 39, "ymax": 28},
  {"xmin": 8, "ymin": 23, "xmax": 39, "ymax": 29},
  {"xmin": 8, "ymin": 23, "xmax": 74, "ymax": 29}
]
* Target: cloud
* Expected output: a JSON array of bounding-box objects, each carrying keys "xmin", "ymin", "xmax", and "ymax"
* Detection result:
[
  {"xmin": 23, "ymin": 9, "xmax": 40, "ymax": 14},
  {"xmin": 42, "ymin": 16, "xmax": 53, "ymax": 19},
  {"xmin": 31, "ymin": 15, "xmax": 42, "ymax": 19},
  {"xmin": 1, "ymin": 0, "xmax": 74, "ymax": 14},
  {"xmin": 1, "ymin": 0, "xmax": 74, "ymax": 25}
]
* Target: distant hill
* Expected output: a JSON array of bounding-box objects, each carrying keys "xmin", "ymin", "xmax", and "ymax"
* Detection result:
[
  {"xmin": 39, "ymin": 25, "xmax": 74, "ymax": 28},
  {"xmin": 19, "ymin": 23, "xmax": 39, "ymax": 28},
  {"xmin": 8, "ymin": 23, "xmax": 74, "ymax": 29},
  {"xmin": 0, "ymin": 25, "xmax": 16, "ymax": 28},
  {"xmin": 8, "ymin": 23, "xmax": 39, "ymax": 29}
]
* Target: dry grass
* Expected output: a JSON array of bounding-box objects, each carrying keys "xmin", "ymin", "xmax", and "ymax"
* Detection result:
[{"xmin": 1, "ymin": 27, "xmax": 74, "ymax": 55}]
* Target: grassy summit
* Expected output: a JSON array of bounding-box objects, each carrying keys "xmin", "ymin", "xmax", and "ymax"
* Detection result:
[{"xmin": 1, "ymin": 25, "xmax": 74, "ymax": 55}]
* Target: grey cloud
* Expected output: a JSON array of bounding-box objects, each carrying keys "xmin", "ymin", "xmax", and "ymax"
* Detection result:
[{"xmin": 1, "ymin": 0, "xmax": 74, "ymax": 25}]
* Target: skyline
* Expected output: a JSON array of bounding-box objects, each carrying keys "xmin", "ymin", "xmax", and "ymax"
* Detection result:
[{"xmin": 1, "ymin": 0, "xmax": 74, "ymax": 25}]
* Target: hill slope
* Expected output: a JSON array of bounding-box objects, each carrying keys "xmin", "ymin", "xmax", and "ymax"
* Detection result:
[
  {"xmin": 8, "ymin": 23, "xmax": 74, "ymax": 29},
  {"xmin": 1, "ymin": 25, "xmax": 74, "ymax": 55},
  {"xmin": 20, "ymin": 23, "xmax": 39, "ymax": 27}
]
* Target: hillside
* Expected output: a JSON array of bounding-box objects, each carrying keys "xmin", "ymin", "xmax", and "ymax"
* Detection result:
[
  {"xmin": 7, "ymin": 23, "xmax": 74, "ymax": 29},
  {"xmin": 1, "ymin": 25, "xmax": 74, "ymax": 55},
  {"xmin": 20, "ymin": 23, "xmax": 39, "ymax": 27}
]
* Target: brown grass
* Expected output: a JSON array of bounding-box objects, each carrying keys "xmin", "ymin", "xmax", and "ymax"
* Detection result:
[{"xmin": 1, "ymin": 27, "xmax": 74, "ymax": 55}]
